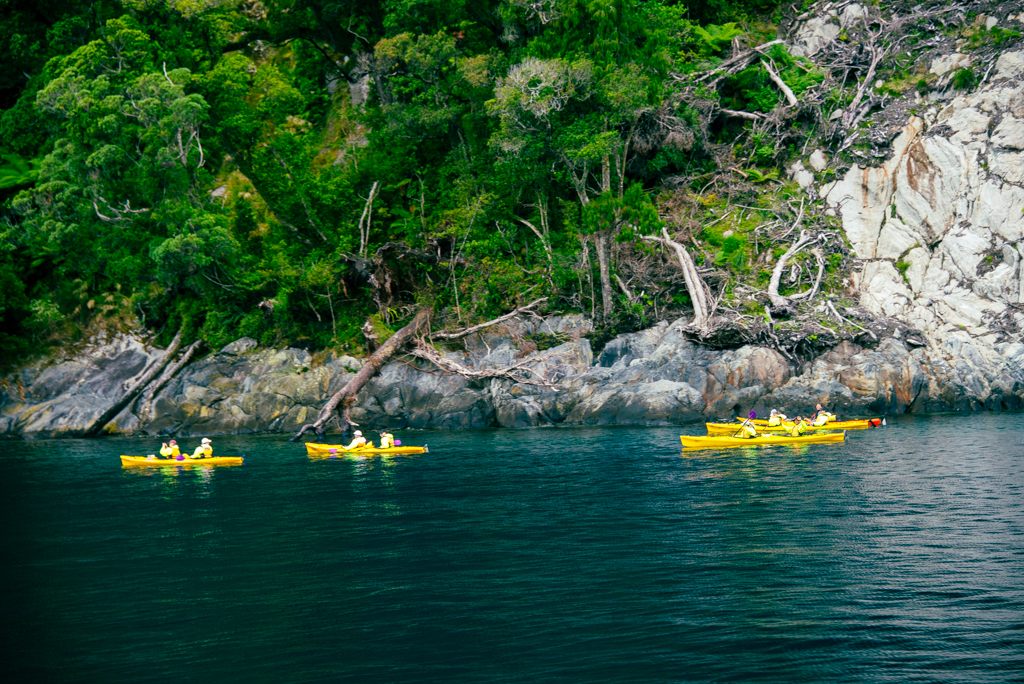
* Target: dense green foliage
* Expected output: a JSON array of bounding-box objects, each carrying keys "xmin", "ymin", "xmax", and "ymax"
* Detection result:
[{"xmin": 0, "ymin": 0, "xmax": 796, "ymax": 367}]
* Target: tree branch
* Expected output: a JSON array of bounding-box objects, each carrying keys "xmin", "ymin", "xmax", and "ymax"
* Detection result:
[
  {"xmin": 137, "ymin": 338, "xmax": 203, "ymax": 422},
  {"xmin": 409, "ymin": 339, "xmax": 556, "ymax": 388},
  {"xmin": 430, "ymin": 297, "xmax": 547, "ymax": 341},
  {"xmin": 641, "ymin": 227, "xmax": 714, "ymax": 333},
  {"xmin": 81, "ymin": 329, "xmax": 184, "ymax": 436},
  {"xmin": 767, "ymin": 229, "xmax": 818, "ymax": 308},
  {"xmin": 761, "ymin": 59, "xmax": 798, "ymax": 107}
]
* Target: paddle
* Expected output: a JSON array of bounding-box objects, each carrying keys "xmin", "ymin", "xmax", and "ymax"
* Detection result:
[{"xmin": 735, "ymin": 412, "xmax": 757, "ymax": 439}]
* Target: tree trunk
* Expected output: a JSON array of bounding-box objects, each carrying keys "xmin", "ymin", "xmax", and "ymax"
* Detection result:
[
  {"xmin": 136, "ymin": 338, "xmax": 203, "ymax": 423},
  {"xmin": 641, "ymin": 228, "xmax": 714, "ymax": 333},
  {"xmin": 292, "ymin": 307, "xmax": 433, "ymax": 441},
  {"xmin": 595, "ymin": 232, "xmax": 614, "ymax": 322},
  {"xmin": 767, "ymin": 230, "xmax": 817, "ymax": 309},
  {"xmin": 82, "ymin": 328, "xmax": 184, "ymax": 436}
]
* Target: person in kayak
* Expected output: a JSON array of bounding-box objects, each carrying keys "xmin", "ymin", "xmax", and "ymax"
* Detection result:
[
  {"xmin": 190, "ymin": 437, "xmax": 213, "ymax": 459},
  {"xmin": 786, "ymin": 417, "xmax": 810, "ymax": 436},
  {"xmin": 810, "ymin": 403, "xmax": 835, "ymax": 426},
  {"xmin": 343, "ymin": 430, "xmax": 367, "ymax": 450},
  {"xmin": 159, "ymin": 439, "xmax": 181, "ymax": 459},
  {"xmin": 767, "ymin": 409, "xmax": 788, "ymax": 427},
  {"xmin": 737, "ymin": 410, "xmax": 758, "ymax": 438},
  {"xmin": 379, "ymin": 431, "xmax": 395, "ymax": 449}
]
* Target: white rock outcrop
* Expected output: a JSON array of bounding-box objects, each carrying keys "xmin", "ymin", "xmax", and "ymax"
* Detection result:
[{"xmin": 823, "ymin": 50, "xmax": 1024, "ymax": 405}]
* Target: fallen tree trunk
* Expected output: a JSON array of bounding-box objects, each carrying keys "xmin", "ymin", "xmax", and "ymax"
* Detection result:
[
  {"xmin": 82, "ymin": 328, "xmax": 184, "ymax": 436},
  {"xmin": 291, "ymin": 307, "xmax": 433, "ymax": 441},
  {"xmin": 136, "ymin": 338, "xmax": 204, "ymax": 423}
]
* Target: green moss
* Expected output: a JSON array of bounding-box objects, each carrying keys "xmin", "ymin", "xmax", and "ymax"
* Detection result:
[
  {"xmin": 951, "ymin": 67, "xmax": 978, "ymax": 91},
  {"xmin": 895, "ymin": 259, "xmax": 911, "ymax": 282},
  {"xmin": 963, "ymin": 24, "xmax": 1022, "ymax": 50}
]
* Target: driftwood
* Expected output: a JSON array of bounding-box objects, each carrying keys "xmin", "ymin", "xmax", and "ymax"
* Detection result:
[
  {"xmin": 291, "ymin": 307, "xmax": 433, "ymax": 441},
  {"xmin": 82, "ymin": 328, "xmax": 184, "ymax": 436}
]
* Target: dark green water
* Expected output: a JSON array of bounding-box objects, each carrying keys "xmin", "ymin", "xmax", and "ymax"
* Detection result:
[{"xmin": 3, "ymin": 415, "xmax": 1023, "ymax": 682}]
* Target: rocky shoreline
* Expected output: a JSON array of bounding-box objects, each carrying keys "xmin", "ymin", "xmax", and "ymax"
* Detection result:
[{"xmin": 1, "ymin": 309, "xmax": 1021, "ymax": 439}]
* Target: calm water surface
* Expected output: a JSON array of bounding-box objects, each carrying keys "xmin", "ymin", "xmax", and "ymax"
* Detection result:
[{"xmin": 3, "ymin": 415, "xmax": 1023, "ymax": 682}]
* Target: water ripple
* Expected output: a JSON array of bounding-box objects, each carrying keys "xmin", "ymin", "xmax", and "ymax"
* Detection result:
[{"xmin": 2, "ymin": 417, "xmax": 1023, "ymax": 682}]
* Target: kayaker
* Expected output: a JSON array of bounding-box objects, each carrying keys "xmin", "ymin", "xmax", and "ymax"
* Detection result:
[
  {"xmin": 190, "ymin": 437, "xmax": 213, "ymax": 459},
  {"xmin": 343, "ymin": 430, "xmax": 367, "ymax": 450},
  {"xmin": 767, "ymin": 409, "xmax": 787, "ymax": 427},
  {"xmin": 787, "ymin": 417, "xmax": 809, "ymax": 436},
  {"xmin": 159, "ymin": 439, "xmax": 181, "ymax": 459},
  {"xmin": 810, "ymin": 403, "xmax": 835, "ymax": 426},
  {"xmin": 379, "ymin": 431, "xmax": 395, "ymax": 449},
  {"xmin": 737, "ymin": 410, "xmax": 758, "ymax": 438}
]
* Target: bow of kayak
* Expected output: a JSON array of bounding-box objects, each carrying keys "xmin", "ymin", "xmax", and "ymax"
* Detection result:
[
  {"xmin": 681, "ymin": 431, "xmax": 846, "ymax": 450},
  {"xmin": 120, "ymin": 455, "xmax": 244, "ymax": 467}
]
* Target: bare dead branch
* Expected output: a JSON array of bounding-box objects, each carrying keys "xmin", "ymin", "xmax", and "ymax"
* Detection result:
[
  {"xmin": 826, "ymin": 299, "xmax": 878, "ymax": 341},
  {"xmin": 761, "ymin": 59, "xmax": 798, "ymax": 107},
  {"xmin": 409, "ymin": 339, "xmax": 556, "ymax": 388},
  {"xmin": 430, "ymin": 297, "xmax": 548, "ymax": 341},
  {"xmin": 82, "ymin": 329, "xmax": 184, "ymax": 436},
  {"xmin": 357, "ymin": 180, "xmax": 380, "ymax": 258},
  {"xmin": 721, "ymin": 108, "xmax": 766, "ymax": 121},
  {"xmin": 641, "ymin": 227, "xmax": 715, "ymax": 332},
  {"xmin": 768, "ymin": 229, "xmax": 819, "ymax": 309}
]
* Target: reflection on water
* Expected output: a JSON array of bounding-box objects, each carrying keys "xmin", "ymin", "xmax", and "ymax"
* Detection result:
[{"xmin": 4, "ymin": 417, "xmax": 1024, "ymax": 683}]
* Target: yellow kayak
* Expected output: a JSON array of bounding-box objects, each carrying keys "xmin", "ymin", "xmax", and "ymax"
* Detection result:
[
  {"xmin": 681, "ymin": 431, "xmax": 845, "ymax": 450},
  {"xmin": 708, "ymin": 421, "xmax": 855, "ymax": 435},
  {"xmin": 120, "ymin": 455, "xmax": 244, "ymax": 467},
  {"xmin": 305, "ymin": 442, "xmax": 428, "ymax": 457},
  {"xmin": 735, "ymin": 417, "xmax": 883, "ymax": 430}
]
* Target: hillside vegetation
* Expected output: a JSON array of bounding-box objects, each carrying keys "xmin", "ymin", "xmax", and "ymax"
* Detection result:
[{"xmin": 1, "ymin": 0, "xmax": 1015, "ymax": 369}]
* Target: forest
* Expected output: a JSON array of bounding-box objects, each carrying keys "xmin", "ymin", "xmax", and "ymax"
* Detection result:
[{"xmin": 2, "ymin": 0, "xmax": 972, "ymax": 370}]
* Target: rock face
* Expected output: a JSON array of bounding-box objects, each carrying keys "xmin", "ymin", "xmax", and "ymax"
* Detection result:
[
  {"xmin": 0, "ymin": 334, "xmax": 164, "ymax": 436},
  {"xmin": 824, "ymin": 49, "xmax": 1024, "ymax": 415},
  {"xmin": 5, "ymin": 307, "xmax": 1019, "ymax": 438}
]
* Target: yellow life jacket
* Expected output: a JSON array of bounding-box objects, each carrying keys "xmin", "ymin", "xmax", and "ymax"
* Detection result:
[
  {"xmin": 191, "ymin": 445, "xmax": 212, "ymax": 459},
  {"xmin": 767, "ymin": 414, "xmax": 785, "ymax": 426},
  {"xmin": 380, "ymin": 433, "xmax": 394, "ymax": 448},
  {"xmin": 740, "ymin": 422, "xmax": 757, "ymax": 438},
  {"xmin": 159, "ymin": 444, "xmax": 180, "ymax": 458}
]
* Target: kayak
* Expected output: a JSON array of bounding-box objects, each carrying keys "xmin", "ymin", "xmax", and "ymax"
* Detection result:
[
  {"xmin": 707, "ymin": 420, "xmax": 865, "ymax": 435},
  {"xmin": 735, "ymin": 417, "xmax": 883, "ymax": 430},
  {"xmin": 680, "ymin": 431, "xmax": 846, "ymax": 450},
  {"xmin": 304, "ymin": 442, "xmax": 428, "ymax": 457},
  {"xmin": 120, "ymin": 455, "xmax": 244, "ymax": 467}
]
